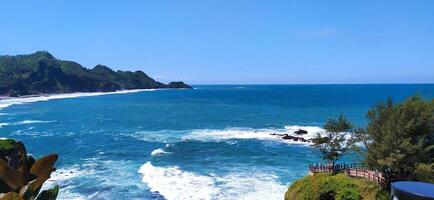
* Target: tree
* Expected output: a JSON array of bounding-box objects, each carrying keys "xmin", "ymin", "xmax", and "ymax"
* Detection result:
[
  {"xmin": 356, "ymin": 96, "xmax": 433, "ymax": 181},
  {"xmin": 313, "ymin": 115, "xmax": 355, "ymax": 170}
]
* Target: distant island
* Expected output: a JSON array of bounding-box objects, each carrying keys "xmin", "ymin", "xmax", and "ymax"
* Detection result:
[{"xmin": 0, "ymin": 51, "xmax": 192, "ymax": 97}]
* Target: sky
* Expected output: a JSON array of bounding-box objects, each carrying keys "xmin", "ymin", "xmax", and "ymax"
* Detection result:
[{"xmin": 1, "ymin": 0, "xmax": 434, "ymax": 84}]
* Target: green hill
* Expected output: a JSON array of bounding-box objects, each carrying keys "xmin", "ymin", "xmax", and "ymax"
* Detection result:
[{"xmin": 0, "ymin": 51, "xmax": 192, "ymax": 96}]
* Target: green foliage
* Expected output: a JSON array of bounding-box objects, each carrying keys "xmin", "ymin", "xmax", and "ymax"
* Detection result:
[
  {"xmin": 35, "ymin": 185, "xmax": 59, "ymax": 200},
  {"xmin": 0, "ymin": 138, "xmax": 59, "ymax": 200},
  {"xmin": 357, "ymin": 96, "xmax": 433, "ymax": 181},
  {"xmin": 312, "ymin": 115, "xmax": 355, "ymax": 167},
  {"xmin": 0, "ymin": 51, "xmax": 190, "ymax": 96},
  {"xmin": 0, "ymin": 140, "xmax": 17, "ymax": 151},
  {"xmin": 412, "ymin": 163, "xmax": 434, "ymax": 183},
  {"xmin": 285, "ymin": 173, "xmax": 389, "ymax": 200}
]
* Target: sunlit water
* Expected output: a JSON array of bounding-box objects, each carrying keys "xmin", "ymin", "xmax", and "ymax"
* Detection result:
[{"xmin": 0, "ymin": 84, "xmax": 432, "ymax": 200}]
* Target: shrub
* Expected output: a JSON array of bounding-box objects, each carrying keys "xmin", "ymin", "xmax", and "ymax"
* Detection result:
[{"xmin": 285, "ymin": 173, "xmax": 389, "ymax": 200}]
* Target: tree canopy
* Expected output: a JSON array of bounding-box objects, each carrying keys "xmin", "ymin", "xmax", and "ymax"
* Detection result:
[
  {"xmin": 357, "ymin": 96, "xmax": 433, "ymax": 182},
  {"xmin": 313, "ymin": 115, "xmax": 355, "ymax": 168}
]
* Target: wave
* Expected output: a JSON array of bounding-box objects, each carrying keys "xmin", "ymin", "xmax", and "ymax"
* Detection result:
[
  {"xmin": 0, "ymin": 89, "xmax": 155, "ymax": 110},
  {"xmin": 139, "ymin": 162, "xmax": 219, "ymax": 200},
  {"xmin": 0, "ymin": 120, "xmax": 55, "ymax": 129},
  {"xmin": 0, "ymin": 123, "xmax": 9, "ymax": 128},
  {"xmin": 15, "ymin": 120, "xmax": 55, "ymax": 125},
  {"xmin": 214, "ymin": 172, "xmax": 288, "ymax": 200},
  {"xmin": 42, "ymin": 167, "xmax": 94, "ymax": 200},
  {"xmin": 138, "ymin": 162, "xmax": 287, "ymax": 200},
  {"xmin": 151, "ymin": 148, "xmax": 171, "ymax": 156},
  {"xmin": 182, "ymin": 126, "xmax": 325, "ymax": 144},
  {"xmin": 129, "ymin": 126, "xmax": 325, "ymax": 145}
]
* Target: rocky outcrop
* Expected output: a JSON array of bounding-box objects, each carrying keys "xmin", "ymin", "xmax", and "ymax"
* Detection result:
[
  {"xmin": 269, "ymin": 133, "xmax": 310, "ymax": 143},
  {"xmin": 295, "ymin": 129, "xmax": 308, "ymax": 135},
  {"xmin": 167, "ymin": 81, "xmax": 193, "ymax": 89}
]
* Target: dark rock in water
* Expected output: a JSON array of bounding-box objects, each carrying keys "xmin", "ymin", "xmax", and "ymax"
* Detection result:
[
  {"xmin": 282, "ymin": 135, "xmax": 294, "ymax": 140},
  {"xmin": 167, "ymin": 81, "xmax": 193, "ymax": 89},
  {"xmin": 281, "ymin": 134, "xmax": 309, "ymax": 142},
  {"xmin": 0, "ymin": 138, "xmax": 20, "ymax": 169},
  {"xmin": 295, "ymin": 129, "xmax": 308, "ymax": 135},
  {"xmin": 269, "ymin": 132, "xmax": 309, "ymax": 143}
]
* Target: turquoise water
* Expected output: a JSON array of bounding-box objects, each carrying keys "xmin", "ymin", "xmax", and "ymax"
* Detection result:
[{"xmin": 0, "ymin": 84, "xmax": 433, "ymax": 200}]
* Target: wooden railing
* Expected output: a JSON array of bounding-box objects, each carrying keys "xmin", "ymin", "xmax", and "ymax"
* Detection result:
[
  {"xmin": 308, "ymin": 163, "xmax": 389, "ymax": 188},
  {"xmin": 308, "ymin": 163, "xmax": 358, "ymax": 173},
  {"xmin": 345, "ymin": 168, "xmax": 389, "ymax": 188}
]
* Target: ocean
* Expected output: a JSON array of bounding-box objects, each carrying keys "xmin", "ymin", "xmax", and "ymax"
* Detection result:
[{"xmin": 0, "ymin": 84, "xmax": 433, "ymax": 200}]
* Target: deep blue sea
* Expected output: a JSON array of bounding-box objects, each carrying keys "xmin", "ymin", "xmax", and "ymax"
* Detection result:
[{"xmin": 0, "ymin": 84, "xmax": 433, "ymax": 200}]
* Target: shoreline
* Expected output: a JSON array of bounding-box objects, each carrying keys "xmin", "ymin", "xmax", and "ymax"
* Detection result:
[{"xmin": 0, "ymin": 89, "xmax": 158, "ymax": 110}]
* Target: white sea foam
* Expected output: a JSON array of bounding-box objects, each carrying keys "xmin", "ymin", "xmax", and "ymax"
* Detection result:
[
  {"xmin": 283, "ymin": 125, "xmax": 326, "ymax": 139},
  {"xmin": 139, "ymin": 162, "xmax": 219, "ymax": 200},
  {"xmin": 151, "ymin": 148, "xmax": 171, "ymax": 156},
  {"xmin": 41, "ymin": 167, "xmax": 94, "ymax": 200},
  {"xmin": 0, "ymin": 89, "xmax": 155, "ymax": 110},
  {"xmin": 130, "ymin": 126, "xmax": 326, "ymax": 144},
  {"xmin": 0, "ymin": 123, "xmax": 9, "ymax": 128},
  {"xmin": 215, "ymin": 172, "xmax": 288, "ymax": 200},
  {"xmin": 15, "ymin": 120, "xmax": 55, "ymax": 125},
  {"xmin": 138, "ymin": 162, "xmax": 288, "ymax": 200},
  {"xmin": 183, "ymin": 126, "xmax": 326, "ymax": 144}
]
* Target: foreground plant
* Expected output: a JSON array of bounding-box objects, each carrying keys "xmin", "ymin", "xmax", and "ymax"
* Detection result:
[{"xmin": 0, "ymin": 138, "xmax": 59, "ymax": 200}]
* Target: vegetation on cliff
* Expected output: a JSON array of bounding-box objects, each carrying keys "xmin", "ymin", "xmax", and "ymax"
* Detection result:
[
  {"xmin": 355, "ymin": 96, "xmax": 433, "ymax": 182},
  {"xmin": 285, "ymin": 96, "xmax": 433, "ymax": 199},
  {"xmin": 0, "ymin": 51, "xmax": 192, "ymax": 97},
  {"xmin": 312, "ymin": 115, "xmax": 355, "ymax": 169},
  {"xmin": 285, "ymin": 173, "xmax": 389, "ymax": 200}
]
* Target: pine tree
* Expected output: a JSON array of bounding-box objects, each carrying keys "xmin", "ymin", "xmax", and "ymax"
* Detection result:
[
  {"xmin": 357, "ymin": 96, "xmax": 433, "ymax": 181},
  {"xmin": 313, "ymin": 115, "xmax": 355, "ymax": 171}
]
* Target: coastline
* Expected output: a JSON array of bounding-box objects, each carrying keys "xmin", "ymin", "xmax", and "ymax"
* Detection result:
[{"xmin": 0, "ymin": 89, "xmax": 157, "ymax": 110}]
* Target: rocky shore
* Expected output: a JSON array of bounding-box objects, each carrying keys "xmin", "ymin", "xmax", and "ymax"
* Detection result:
[{"xmin": 270, "ymin": 129, "xmax": 312, "ymax": 143}]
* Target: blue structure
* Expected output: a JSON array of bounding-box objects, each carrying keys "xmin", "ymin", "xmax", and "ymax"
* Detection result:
[{"xmin": 391, "ymin": 181, "xmax": 434, "ymax": 200}]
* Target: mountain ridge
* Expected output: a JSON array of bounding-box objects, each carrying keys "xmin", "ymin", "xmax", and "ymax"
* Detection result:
[{"xmin": 0, "ymin": 51, "xmax": 192, "ymax": 97}]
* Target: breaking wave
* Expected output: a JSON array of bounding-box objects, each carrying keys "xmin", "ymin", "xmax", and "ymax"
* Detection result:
[
  {"xmin": 15, "ymin": 120, "xmax": 55, "ymax": 125},
  {"xmin": 0, "ymin": 123, "xmax": 9, "ymax": 128},
  {"xmin": 138, "ymin": 162, "xmax": 287, "ymax": 200},
  {"xmin": 130, "ymin": 125, "xmax": 325, "ymax": 145},
  {"xmin": 182, "ymin": 125, "xmax": 325, "ymax": 144},
  {"xmin": 151, "ymin": 148, "xmax": 171, "ymax": 156}
]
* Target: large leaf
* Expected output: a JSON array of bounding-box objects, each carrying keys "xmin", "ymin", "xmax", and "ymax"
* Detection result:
[
  {"xmin": 30, "ymin": 154, "xmax": 58, "ymax": 178},
  {"xmin": 0, "ymin": 159, "xmax": 23, "ymax": 190},
  {"xmin": 15, "ymin": 142, "xmax": 30, "ymax": 184},
  {"xmin": 26, "ymin": 154, "xmax": 58, "ymax": 196},
  {"xmin": 35, "ymin": 185, "xmax": 59, "ymax": 200},
  {"xmin": 0, "ymin": 192, "xmax": 23, "ymax": 200}
]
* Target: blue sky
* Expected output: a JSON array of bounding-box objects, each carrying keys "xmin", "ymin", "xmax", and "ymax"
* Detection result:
[{"xmin": 1, "ymin": 1, "xmax": 433, "ymax": 84}]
